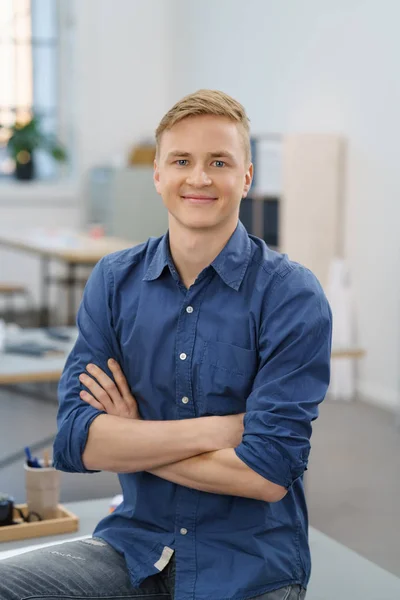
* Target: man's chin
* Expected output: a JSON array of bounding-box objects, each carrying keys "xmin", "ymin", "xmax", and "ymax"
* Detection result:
[
  {"xmin": 180, "ymin": 216, "xmax": 222, "ymax": 231},
  {"xmin": 168, "ymin": 209, "xmax": 238, "ymax": 233}
]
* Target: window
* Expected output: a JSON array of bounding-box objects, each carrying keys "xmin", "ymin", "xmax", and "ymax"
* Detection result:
[{"xmin": 0, "ymin": 0, "xmax": 68, "ymax": 181}]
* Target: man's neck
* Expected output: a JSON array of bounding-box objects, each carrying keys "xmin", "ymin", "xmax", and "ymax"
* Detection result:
[{"xmin": 168, "ymin": 218, "xmax": 238, "ymax": 289}]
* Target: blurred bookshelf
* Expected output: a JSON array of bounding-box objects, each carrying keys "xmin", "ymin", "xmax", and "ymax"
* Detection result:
[
  {"xmin": 240, "ymin": 133, "xmax": 346, "ymax": 288},
  {"xmin": 239, "ymin": 195, "xmax": 279, "ymax": 250}
]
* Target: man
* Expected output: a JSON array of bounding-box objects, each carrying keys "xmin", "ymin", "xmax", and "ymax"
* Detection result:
[{"xmin": 0, "ymin": 90, "xmax": 331, "ymax": 600}]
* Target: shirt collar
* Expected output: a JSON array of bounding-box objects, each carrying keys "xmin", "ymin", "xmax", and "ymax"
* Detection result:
[
  {"xmin": 210, "ymin": 221, "xmax": 251, "ymax": 291},
  {"xmin": 143, "ymin": 232, "xmax": 173, "ymax": 282},
  {"xmin": 143, "ymin": 221, "xmax": 251, "ymax": 291}
]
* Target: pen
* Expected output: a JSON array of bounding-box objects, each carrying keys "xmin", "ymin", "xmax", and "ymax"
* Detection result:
[{"xmin": 24, "ymin": 446, "xmax": 41, "ymax": 468}]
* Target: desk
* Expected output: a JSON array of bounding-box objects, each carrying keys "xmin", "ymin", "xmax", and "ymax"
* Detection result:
[
  {"xmin": 0, "ymin": 327, "xmax": 76, "ymax": 385},
  {"xmin": 0, "ymin": 230, "xmax": 136, "ymax": 326},
  {"xmin": 0, "ymin": 327, "xmax": 77, "ymax": 471},
  {"xmin": 331, "ymin": 348, "xmax": 365, "ymax": 359},
  {"xmin": 0, "ymin": 498, "xmax": 399, "ymax": 599}
]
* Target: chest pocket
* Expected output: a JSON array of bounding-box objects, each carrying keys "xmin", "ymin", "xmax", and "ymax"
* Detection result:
[{"xmin": 197, "ymin": 340, "xmax": 258, "ymax": 415}]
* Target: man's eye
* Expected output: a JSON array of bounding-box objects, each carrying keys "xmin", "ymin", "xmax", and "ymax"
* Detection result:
[
  {"xmin": 176, "ymin": 159, "xmax": 188, "ymax": 166},
  {"xmin": 213, "ymin": 160, "xmax": 226, "ymax": 168}
]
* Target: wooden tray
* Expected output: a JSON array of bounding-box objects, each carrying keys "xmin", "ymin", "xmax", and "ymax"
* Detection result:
[{"xmin": 0, "ymin": 504, "xmax": 79, "ymax": 543}]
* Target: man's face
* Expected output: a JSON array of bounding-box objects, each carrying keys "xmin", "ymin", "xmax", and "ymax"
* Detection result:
[{"xmin": 154, "ymin": 115, "xmax": 253, "ymax": 232}]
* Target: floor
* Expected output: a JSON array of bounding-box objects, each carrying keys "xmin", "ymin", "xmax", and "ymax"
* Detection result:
[
  {"xmin": 0, "ymin": 386, "xmax": 399, "ymax": 577},
  {"xmin": 307, "ymin": 397, "xmax": 400, "ymax": 577}
]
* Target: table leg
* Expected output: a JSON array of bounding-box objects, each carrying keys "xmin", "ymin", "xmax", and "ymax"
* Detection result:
[
  {"xmin": 39, "ymin": 257, "xmax": 51, "ymax": 327},
  {"xmin": 66, "ymin": 262, "xmax": 77, "ymax": 325}
]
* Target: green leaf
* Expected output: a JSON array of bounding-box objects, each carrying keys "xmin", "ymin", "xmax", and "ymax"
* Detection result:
[{"xmin": 4, "ymin": 113, "xmax": 67, "ymax": 163}]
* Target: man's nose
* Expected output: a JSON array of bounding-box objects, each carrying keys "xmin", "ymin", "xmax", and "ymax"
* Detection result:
[{"xmin": 186, "ymin": 167, "xmax": 212, "ymax": 187}]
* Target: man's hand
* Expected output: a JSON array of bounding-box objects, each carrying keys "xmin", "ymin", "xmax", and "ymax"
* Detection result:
[{"xmin": 79, "ymin": 359, "xmax": 141, "ymax": 419}]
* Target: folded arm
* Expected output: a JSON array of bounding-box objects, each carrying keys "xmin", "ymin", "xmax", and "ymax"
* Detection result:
[
  {"xmin": 148, "ymin": 448, "xmax": 286, "ymax": 502},
  {"xmin": 79, "ymin": 360, "xmax": 285, "ymax": 501},
  {"xmin": 81, "ymin": 413, "xmax": 243, "ymax": 473}
]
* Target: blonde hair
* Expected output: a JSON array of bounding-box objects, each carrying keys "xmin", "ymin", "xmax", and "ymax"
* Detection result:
[{"xmin": 155, "ymin": 89, "xmax": 251, "ymax": 164}]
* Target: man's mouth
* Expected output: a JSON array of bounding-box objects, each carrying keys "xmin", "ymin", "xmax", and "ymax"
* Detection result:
[{"xmin": 181, "ymin": 194, "xmax": 218, "ymax": 203}]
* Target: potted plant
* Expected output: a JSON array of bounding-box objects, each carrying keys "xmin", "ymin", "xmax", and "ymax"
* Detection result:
[{"xmin": 5, "ymin": 115, "xmax": 67, "ymax": 180}]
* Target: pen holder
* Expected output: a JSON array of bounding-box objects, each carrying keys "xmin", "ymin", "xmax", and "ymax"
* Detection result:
[{"xmin": 24, "ymin": 461, "xmax": 61, "ymax": 520}]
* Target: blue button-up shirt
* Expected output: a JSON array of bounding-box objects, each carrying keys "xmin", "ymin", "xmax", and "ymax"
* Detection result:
[{"xmin": 54, "ymin": 221, "xmax": 332, "ymax": 600}]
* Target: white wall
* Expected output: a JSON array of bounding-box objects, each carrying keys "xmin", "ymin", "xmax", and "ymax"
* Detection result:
[
  {"xmin": 170, "ymin": 0, "xmax": 400, "ymax": 410},
  {"xmin": 72, "ymin": 0, "xmax": 173, "ymax": 175},
  {"xmin": 0, "ymin": 0, "xmax": 172, "ymax": 305}
]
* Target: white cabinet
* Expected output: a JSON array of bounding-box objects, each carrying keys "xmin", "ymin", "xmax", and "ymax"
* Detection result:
[
  {"xmin": 246, "ymin": 134, "xmax": 346, "ymax": 288},
  {"xmin": 280, "ymin": 134, "xmax": 345, "ymax": 288}
]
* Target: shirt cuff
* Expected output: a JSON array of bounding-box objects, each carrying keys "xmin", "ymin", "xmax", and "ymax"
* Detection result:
[
  {"xmin": 53, "ymin": 407, "xmax": 103, "ymax": 474},
  {"xmin": 234, "ymin": 434, "xmax": 307, "ymax": 490}
]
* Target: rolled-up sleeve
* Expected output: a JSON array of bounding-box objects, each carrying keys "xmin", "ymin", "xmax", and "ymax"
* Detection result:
[
  {"xmin": 235, "ymin": 266, "xmax": 332, "ymax": 489},
  {"xmin": 53, "ymin": 257, "xmax": 121, "ymax": 473}
]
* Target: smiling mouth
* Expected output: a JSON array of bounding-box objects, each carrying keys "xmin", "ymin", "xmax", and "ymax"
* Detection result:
[{"xmin": 181, "ymin": 195, "xmax": 218, "ymax": 203}]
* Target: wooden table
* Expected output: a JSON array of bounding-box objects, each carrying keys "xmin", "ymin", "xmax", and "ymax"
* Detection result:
[
  {"xmin": 0, "ymin": 326, "xmax": 77, "ymax": 385},
  {"xmin": 0, "ymin": 327, "xmax": 77, "ymax": 471},
  {"xmin": 0, "ymin": 230, "xmax": 136, "ymax": 326},
  {"xmin": 331, "ymin": 348, "xmax": 366, "ymax": 359}
]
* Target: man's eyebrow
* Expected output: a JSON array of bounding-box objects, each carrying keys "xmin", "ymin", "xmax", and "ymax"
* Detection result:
[
  {"xmin": 208, "ymin": 151, "xmax": 236, "ymax": 161},
  {"xmin": 166, "ymin": 151, "xmax": 191, "ymax": 159}
]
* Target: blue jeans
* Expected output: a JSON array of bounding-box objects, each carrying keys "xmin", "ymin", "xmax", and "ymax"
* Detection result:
[{"xmin": 0, "ymin": 538, "xmax": 306, "ymax": 599}]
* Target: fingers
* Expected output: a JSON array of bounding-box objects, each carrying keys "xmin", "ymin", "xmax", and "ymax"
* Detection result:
[
  {"xmin": 79, "ymin": 371, "xmax": 116, "ymax": 413},
  {"xmin": 108, "ymin": 359, "xmax": 141, "ymax": 419},
  {"xmin": 79, "ymin": 361, "xmax": 139, "ymax": 419},
  {"xmin": 80, "ymin": 390, "xmax": 105, "ymax": 412},
  {"xmin": 80, "ymin": 362, "xmax": 125, "ymax": 412},
  {"xmin": 107, "ymin": 359, "xmax": 132, "ymax": 398}
]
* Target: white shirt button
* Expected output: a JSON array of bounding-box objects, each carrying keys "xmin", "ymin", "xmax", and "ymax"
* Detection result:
[
  {"xmin": 179, "ymin": 353, "xmax": 187, "ymax": 361},
  {"xmin": 180, "ymin": 528, "xmax": 188, "ymax": 535},
  {"xmin": 182, "ymin": 396, "xmax": 189, "ymax": 404},
  {"xmin": 186, "ymin": 306, "xmax": 194, "ymax": 314}
]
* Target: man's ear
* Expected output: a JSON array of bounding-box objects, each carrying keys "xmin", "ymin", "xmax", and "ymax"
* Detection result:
[
  {"xmin": 153, "ymin": 159, "xmax": 161, "ymax": 195},
  {"xmin": 242, "ymin": 163, "xmax": 253, "ymax": 198}
]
